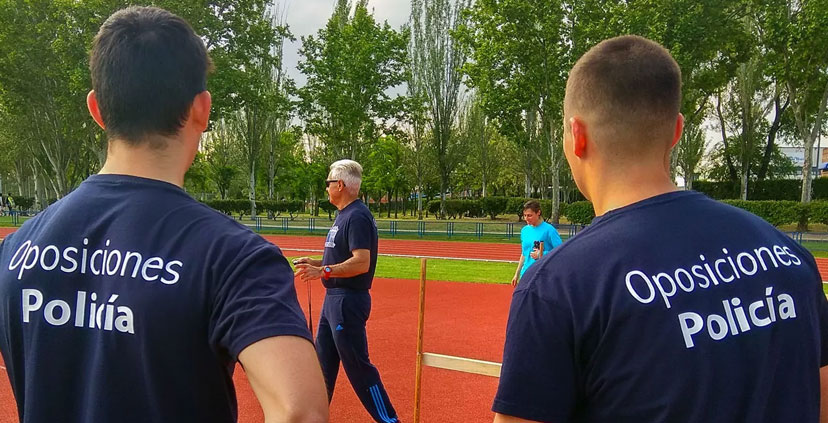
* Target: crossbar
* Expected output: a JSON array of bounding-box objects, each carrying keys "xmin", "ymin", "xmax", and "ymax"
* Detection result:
[{"xmin": 421, "ymin": 352, "xmax": 502, "ymax": 378}]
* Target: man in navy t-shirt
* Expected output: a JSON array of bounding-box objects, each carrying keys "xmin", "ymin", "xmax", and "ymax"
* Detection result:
[
  {"xmin": 493, "ymin": 35, "xmax": 828, "ymax": 423},
  {"xmin": 295, "ymin": 159, "xmax": 399, "ymax": 423},
  {"xmin": 0, "ymin": 7, "xmax": 328, "ymax": 423}
]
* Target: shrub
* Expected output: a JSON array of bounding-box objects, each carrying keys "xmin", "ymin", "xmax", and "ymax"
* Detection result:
[
  {"xmin": 480, "ymin": 196, "xmax": 509, "ymax": 220},
  {"xmin": 721, "ymin": 200, "xmax": 800, "ymax": 227},
  {"xmin": 563, "ymin": 201, "xmax": 595, "ymax": 225},
  {"xmin": 809, "ymin": 201, "xmax": 828, "ymax": 225}
]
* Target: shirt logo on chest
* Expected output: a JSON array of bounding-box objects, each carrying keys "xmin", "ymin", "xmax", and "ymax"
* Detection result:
[{"xmin": 325, "ymin": 226, "xmax": 339, "ymax": 248}]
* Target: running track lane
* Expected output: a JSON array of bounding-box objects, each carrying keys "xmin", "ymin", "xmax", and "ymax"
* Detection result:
[{"xmin": 0, "ymin": 277, "xmax": 512, "ymax": 423}]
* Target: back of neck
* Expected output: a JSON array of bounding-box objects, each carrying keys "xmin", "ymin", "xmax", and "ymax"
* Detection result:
[{"xmin": 99, "ymin": 140, "xmax": 187, "ymax": 187}]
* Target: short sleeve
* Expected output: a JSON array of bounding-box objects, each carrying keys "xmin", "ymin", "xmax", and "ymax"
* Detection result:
[
  {"xmin": 546, "ymin": 224, "xmax": 563, "ymax": 249},
  {"xmin": 492, "ymin": 273, "xmax": 578, "ymax": 422},
  {"xmin": 209, "ymin": 242, "xmax": 312, "ymax": 360},
  {"xmin": 346, "ymin": 213, "xmax": 374, "ymax": 251}
]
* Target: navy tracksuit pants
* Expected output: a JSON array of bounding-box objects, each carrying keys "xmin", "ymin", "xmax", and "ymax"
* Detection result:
[{"xmin": 316, "ymin": 288, "xmax": 399, "ymax": 423}]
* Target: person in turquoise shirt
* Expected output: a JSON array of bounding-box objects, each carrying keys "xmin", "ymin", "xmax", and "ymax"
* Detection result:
[{"xmin": 511, "ymin": 200, "xmax": 563, "ymax": 286}]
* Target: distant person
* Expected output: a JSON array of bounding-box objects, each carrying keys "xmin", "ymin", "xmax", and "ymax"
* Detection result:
[
  {"xmin": 6, "ymin": 194, "xmax": 14, "ymax": 214},
  {"xmin": 0, "ymin": 7, "xmax": 327, "ymax": 422},
  {"xmin": 493, "ymin": 35, "xmax": 828, "ymax": 423},
  {"xmin": 295, "ymin": 159, "xmax": 399, "ymax": 423},
  {"xmin": 511, "ymin": 200, "xmax": 562, "ymax": 287}
]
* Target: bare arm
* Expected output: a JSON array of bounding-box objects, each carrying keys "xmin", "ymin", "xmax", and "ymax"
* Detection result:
[
  {"xmin": 512, "ymin": 254, "xmax": 526, "ymax": 287},
  {"xmin": 494, "ymin": 413, "xmax": 544, "ymax": 423},
  {"xmin": 821, "ymin": 366, "xmax": 828, "ymax": 423},
  {"xmin": 295, "ymin": 249, "xmax": 371, "ymax": 281},
  {"xmin": 239, "ymin": 336, "xmax": 329, "ymax": 423}
]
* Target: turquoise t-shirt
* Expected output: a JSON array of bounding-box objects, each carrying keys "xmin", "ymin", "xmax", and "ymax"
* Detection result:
[{"xmin": 520, "ymin": 221, "xmax": 562, "ymax": 278}]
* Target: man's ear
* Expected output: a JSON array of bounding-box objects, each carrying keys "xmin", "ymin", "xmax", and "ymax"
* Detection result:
[
  {"xmin": 671, "ymin": 113, "xmax": 684, "ymax": 149},
  {"xmin": 570, "ymin": 117, "xmax": 587, "ymax": 158},
  {"xmin": 86, "ymin": 91, "xmax": 105, "ymax": 130},
  {"xmin": 190, "ymin": 91, "xmax": 212, "ymax": 133}
]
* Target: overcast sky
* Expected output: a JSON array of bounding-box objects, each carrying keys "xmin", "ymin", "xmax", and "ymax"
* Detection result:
[{"xmin": 281, "ymin": 0, "xmax": 411, "ymax": 87}]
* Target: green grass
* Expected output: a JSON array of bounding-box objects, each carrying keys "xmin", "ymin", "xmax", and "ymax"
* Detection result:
[
  {"xmin": 287, "ymin": 255, "xmax": 514, "ymax": 285},
  {"xmin": 0, "ymin": 215, "xmax": 27, "ymax": 226}
]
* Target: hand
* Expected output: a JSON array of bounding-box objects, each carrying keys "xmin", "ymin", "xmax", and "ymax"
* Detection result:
[
  {"xmin": 529, "ymin": 248, "xmax": 540, "ymax": 260},
  {"xmin": 294, "ymin": 263, "xmax": 323, "ymax": 282},
  {"xmin": 292, "ymin": 257, "xmax": 321, "ymax": 267},
  {"xmin": 511, "ymin": 276, "xmax": 518, "ymax": 287}
]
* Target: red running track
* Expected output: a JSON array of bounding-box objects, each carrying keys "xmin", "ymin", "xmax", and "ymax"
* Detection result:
[{"xmin": 0, "ymin": 278, "xmax": 512, "ymax": 423}]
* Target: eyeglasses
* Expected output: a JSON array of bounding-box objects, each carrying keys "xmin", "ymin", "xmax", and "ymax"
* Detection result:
[{"xmin": 325, "ymin": 179, "xmax": 346, "ymax": 187}]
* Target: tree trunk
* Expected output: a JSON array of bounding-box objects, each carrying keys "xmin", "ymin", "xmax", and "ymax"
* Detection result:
[
  {"xmin": 549, "ymin": 124, "xmax": 561, "ymax": 224},
  {"xmin": 417, "ymin": 186, "xmax": 423, "ymax": 220},
  {"xmin": 740, "ymin": 168, "xmax": 748, "ymax": 201},
  {"xmin": 249, "ymin": 162, "xmax": 257, "ymax": 218},
  {"xmin": 757, "ymin": 92, "xmax": 788, "ymax": 181},
  {"xmin": 715, "ymin": 92, "xmax": 738, "ymax": 183}
]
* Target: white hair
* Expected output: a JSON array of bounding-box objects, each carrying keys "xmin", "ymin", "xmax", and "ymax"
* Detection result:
[{"xmin": 329, "ymin": 159, "xmax": 362, "ymax": 195}]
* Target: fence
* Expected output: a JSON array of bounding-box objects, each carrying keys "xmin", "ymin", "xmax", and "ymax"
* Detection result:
[{"xmin": 250, "ymin": 216, "xmax": 585, "ymax": 241}]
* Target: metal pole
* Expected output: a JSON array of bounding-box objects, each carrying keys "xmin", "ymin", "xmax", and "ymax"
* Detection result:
[
  {"xmin": 414, "ymin": 258, "xmax": 427, "ymax": 423},
  {"xmin": 307, "ymin": 279, "xmax": 313, "ymax": 338}
]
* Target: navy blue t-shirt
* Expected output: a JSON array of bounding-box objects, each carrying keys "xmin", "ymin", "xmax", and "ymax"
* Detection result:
[
  {"xmin": 321, "ymin": 200, "xmax": 378, "ymax": 290},
  {"xmin": 0, "ymin": 174, "xmax": 311, "ymax": 423},
  {"xmin": 493, "ymin": 191, "xmax": 828, "ymax": 423}
]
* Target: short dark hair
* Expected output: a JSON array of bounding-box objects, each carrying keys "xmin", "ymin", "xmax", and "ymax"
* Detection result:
[
  {"xmin": 565, "ymin": 35, "xmax": 681, "ymax": 155},
  {"xmin": 523, "ymin": 200, "xmax": 541, "ymax": 214},
  {"xmin": 89, "ymin": 6, "xmax": 211, "ymax": 146}
]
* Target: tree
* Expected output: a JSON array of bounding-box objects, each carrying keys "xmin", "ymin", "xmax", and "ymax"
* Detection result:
[
  {"xmin": 410, "ymin": 0, "xmax": 470, "ymax": 218},
  {"xmin": 458, "ymin": 0, "xmax": 569, "ymax": 221},
  {"xmin": 676, "ymin": 118, "xmax": 706, "ymax": 190},
  {"xmin": 0, "ymin": 0, "xmax": 294, "ymax": 198},
  {"xmin": 458, "ymin": 96, "xmax": 496, "ymax": 197},
  {"xmin": 364, "ymin": 135, "xmax": 407, "ymax": 218},
  {"xmin": 760, "ymin": 0, "xmax": 828, "ymax": 203},
  {"xmin": 297, "ymin": 0, "xmax": 408, "ymax": 161},
  {"xmin": 203, "ymin": 121, "xmax": 241, "ymax": 200}
]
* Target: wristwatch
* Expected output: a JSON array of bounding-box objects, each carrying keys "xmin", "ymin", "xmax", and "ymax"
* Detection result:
[{"xmin": 323, "ymin": 266, "xmax": 332, "ymax": 280}]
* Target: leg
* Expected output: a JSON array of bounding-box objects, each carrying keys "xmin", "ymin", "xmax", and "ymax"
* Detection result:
[
  {"xmin": 332, "ymin": 293, "xmax": 399, "ymax": 423},
  {"xmin": 315, "ymin": 294, "xmax": 340, "ymax": 402}
]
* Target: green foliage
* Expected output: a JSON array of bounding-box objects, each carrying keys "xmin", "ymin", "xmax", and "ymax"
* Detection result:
[
  {"xmin": 204, "ymin": 199, "xmax": 303, "ymax": 219},
  {"xmin": 693, "ymin": 179, "xmax": 801, "ymax": 201},
  {"xmin": 813, "ymin": 178, "xmax": 828, "ymax": 200},
  {"xmin": 721, "ymin": 200, "xmax": 802, "ymax": 227},
  {"xmin": 10, "ymin": 196, "xmax": 34, "ymax": 211},
  {"xmin": 480, "ymin": 196, "xmax": 509, "ymax": 220},
  {"xmin": 318, "ymin": 200, "xmax": 338, "ymax": 220},
  {"xmin": 809, "ymin": 201, "xmax": 828, "ymax": 225},
  {"xmin": 424, "ymin": 198, "xmax": 482, "ymax": 219},
  {"xmin": 563, "ymin": 201, "xmax": 595, "ymax": 225},
  {"xmin": 298, "ymin": 0, "xmax": 408, "ymax": 160}
]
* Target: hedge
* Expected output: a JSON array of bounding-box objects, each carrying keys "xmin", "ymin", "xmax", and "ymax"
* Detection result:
[
  {"xmin": 721, "ymin": 200, "xmax": 804, "ymax": 227},
  {"xmin": 203, "ymin": 199, "xmax": 303, "ymax": 218},
  {"xmin": 9, "ymin": 196, "xmax": 35, "ymax": 211},
  {"xmin": 424, "ymin": 199, "xmax": 485, "ymax": 219},
  {"xmin": 693, "ymin": 179, "xmax": 828, "ymax": 201},
  {"xmin": 563, "ymin": 201, "xmax": 595, "ymax": 225}
]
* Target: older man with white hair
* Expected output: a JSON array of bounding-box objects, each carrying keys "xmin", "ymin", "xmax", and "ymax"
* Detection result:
[{"xmin": 295, "ymin": 159, "xmax": 399, "ymax": 423}]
